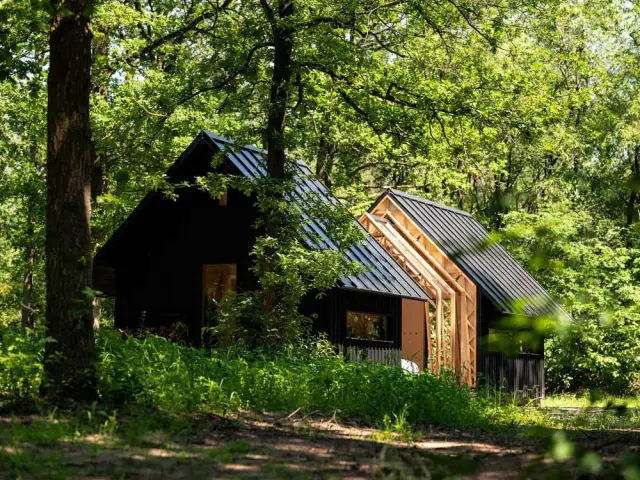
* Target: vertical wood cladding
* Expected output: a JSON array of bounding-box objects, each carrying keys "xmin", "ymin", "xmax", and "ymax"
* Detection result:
[
  {"xmin": 98, "ymin": 145, "xmax": 401, "ymax": 348},
  {"xmin": 479, "ymin": 352, "xmax": 545, "ymax": 400},
  {"xmin": 476, "ymin": 291, "xmax": 545, "ymax": 399},
  {"xmin": 100, "ymin": 152, "xmax": 258, "ymax": 345},
  {"xmin": 301, "ymin": 289, "xmax": 402, "ymax": 349}
]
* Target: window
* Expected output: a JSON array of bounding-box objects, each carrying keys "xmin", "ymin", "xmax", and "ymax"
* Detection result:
[
  {"xmin": 346, "ymin": 311, "xmax": 391, "ymax": 342},
  {"xmin": 202, "ymin": 264, "xmax": 237, "ymax": 325}
]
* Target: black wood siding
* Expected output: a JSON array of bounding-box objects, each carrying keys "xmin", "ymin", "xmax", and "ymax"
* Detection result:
[
  {"xmin": 479, "ymin": 352, "xmax": 545, "ymax": 401},
  {"xmin": 302, "ymin": 289, "xmax": 402, "ymax": 349},
  {"xmin": 477, "ymin": 291, "xmax": 545, "ymax": 399},
  {"xmin": 108, "ymin": 177, "xmax": 258, "ymax": 344}
]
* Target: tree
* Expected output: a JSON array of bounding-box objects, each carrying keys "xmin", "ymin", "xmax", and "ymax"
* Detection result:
[
  {"xmin": 0, "ymin": 81, "xmax": 46, "ymax": 331},
  {"xmin": 42, "ymin": 0, "xmax": 95, "ymax": 400}
]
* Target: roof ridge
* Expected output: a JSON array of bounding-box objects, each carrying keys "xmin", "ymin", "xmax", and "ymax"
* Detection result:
[
  {"xmin": 387, "ymin": 189, "xmax": 473, "ymax": 217},
  {"xmin": 203, "ymin": 130, "xmax": 266, "ymax": 155}
]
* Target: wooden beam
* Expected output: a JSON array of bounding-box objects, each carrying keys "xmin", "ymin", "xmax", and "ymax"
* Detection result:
[
  {"xmin": 424, "ymin": 301, "xmax": 432, "ymax": 373},
  {"xmin": 364, "ymin": 213, "xmax": 453, "ymax": 295},
  {"xmin": 370, "ymin": 195, "xmax": 478, "ymax": 388},
  {"xmin": 362, "ymin": 213, "xmax": 454, "ymax": 297}
]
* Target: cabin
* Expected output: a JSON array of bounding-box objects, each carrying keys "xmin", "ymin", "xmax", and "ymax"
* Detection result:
[
  {"xmin": 363, "ymin": 189, "xmax": 570, "ymax": 398},
  {"xmin": 93, "ymin": 131, "xmax": 431, "ymax": 368},
  {"xmin": 94, "ymin": 131, "xmax": 568, "ymax": 398}
]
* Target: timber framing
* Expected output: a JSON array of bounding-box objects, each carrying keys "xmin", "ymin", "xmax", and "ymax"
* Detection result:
[{"xmin": 361, "ymin": 195, "xmax": 477, "ymax": 387}]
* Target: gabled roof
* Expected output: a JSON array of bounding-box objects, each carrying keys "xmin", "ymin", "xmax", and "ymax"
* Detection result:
[
  {"xmin": 371, "ymin": 188, "xmax": 569, "ymax": 319},
  {"xmin": 96, "ymin": 131, "xmax": 429, "ymax": 301}
]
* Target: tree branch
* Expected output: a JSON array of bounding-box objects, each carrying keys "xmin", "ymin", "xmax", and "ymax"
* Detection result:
[
  {"xmin": 292, "ymin": 71, "xmax": 303, "ymax": 113},
  {"xmin": 259, "ymin": 0, "xmax": 276, "ymax": 29},
  {"xmin": 125, "ymin": 0, "xmax": 234, "ymax": 64}
]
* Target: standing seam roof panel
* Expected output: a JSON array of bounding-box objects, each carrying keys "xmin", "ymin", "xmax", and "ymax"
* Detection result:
[
  {"xmin": 206, "ymin": 132, "xmax": 428, "ymax": 301},
  {"xmin": 291, "ymin": 163, "xmax": 423, "ymax": 297},
  {"xmin": 434, "ymin": 208, "xmax": 523, "ymax": 311},
  {"xmin": 416, "ymin": 199, "xmax": 556, "ymax": 315},
  {"xmin": 406, "ymin": 197, "xmax": 532, "ymax": 312},
  {"xmin": 292, "ymin": 162, "xmax": 427, "ymax": 298},
  {"xmin": 380, "ymin": 189, "xmax": 566, "ymax": 317}
]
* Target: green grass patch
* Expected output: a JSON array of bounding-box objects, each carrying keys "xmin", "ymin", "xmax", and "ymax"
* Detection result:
[
  {"xmin": 544, "ymin": 393, "xmax": 640, "ymax": 409},
  {"xmin": 1, "ymin": 328, "xmax": 487, "ymax": 430},
  {"xmin": 2, "ymin": 327, "xmax": 640, "ymax": 434}
]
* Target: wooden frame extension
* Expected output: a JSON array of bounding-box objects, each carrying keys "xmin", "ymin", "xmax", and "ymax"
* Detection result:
[{"xmin": 360, "ymin": 196, "xmax": 477, "ymax": 387}]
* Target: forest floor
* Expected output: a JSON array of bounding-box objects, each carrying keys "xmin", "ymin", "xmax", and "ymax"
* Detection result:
[{"xmin": 1, "ymin": 408, "xmax": 639, "ymax": 479}]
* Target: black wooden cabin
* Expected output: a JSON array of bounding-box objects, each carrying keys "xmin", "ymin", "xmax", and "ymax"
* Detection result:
[
  {"xmin": 93, "ymin": 132, "xmax": 430, "ymax": 358},
  {"xmin": 94, "ymin": 131, "xmax": 569, "ymax": 398}
]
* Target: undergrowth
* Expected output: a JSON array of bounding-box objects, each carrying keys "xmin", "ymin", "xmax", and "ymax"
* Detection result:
[
  {"xmin": 1, "ymin": 328, "xmax": 484, "ymax": 429},
  {"xmin": 3, "ymin": 328, "xmax": 640, "ymax": 433}
]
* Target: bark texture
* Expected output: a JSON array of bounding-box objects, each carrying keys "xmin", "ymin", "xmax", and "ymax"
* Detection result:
[
  {"xmin": 316, "ymin": 134, "xmax": 336, "ymax": 188},
  {"xmin": 263, "ymin": 0, "xmax": 295, "ymax": 182},
  {"xmin": 43, "ymin": 0, "xmax": 96, "ymax": 400},
  {"xmin": 259, "ymin": 0, "xmax": 295, "ymax": 318},
  {"xmin": 21, "ymin": 247, "xmax": 36, "ymax": 330}
]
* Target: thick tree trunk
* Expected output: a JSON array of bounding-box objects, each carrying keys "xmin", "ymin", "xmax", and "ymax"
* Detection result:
[
  {"xmin": 260, "ymin": 0, "xmax": 295, "ymax": 317},
  {"xmin": 263, "ymin": 0, "xmax": 294, "ymax": 181},
  {"xmin": 43, "ymin": 0, "xmax": 96, "ymax": 401}
]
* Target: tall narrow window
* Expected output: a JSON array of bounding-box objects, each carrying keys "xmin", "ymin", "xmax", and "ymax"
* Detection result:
[
  {"xmin": 346, "ymin": 311, "xmax": 391, "ymax": 342},
  {"xmin": 202, "ymin": 264, "xmax": 236, "ymax": 326}
]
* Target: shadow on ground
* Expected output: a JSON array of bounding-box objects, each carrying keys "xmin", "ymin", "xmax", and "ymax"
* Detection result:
[{"xmin": 1, "ymin": 410, "xmax": 639, "ymax": 479}]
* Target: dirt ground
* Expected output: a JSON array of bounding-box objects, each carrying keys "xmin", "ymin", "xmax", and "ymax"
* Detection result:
[{"xmin": 1, "ymin": 410, "xmax": 639, "ymax": 479}]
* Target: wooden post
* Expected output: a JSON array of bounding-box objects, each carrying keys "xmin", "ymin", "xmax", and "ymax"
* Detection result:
[
  {"xmin": 363, "ymin": 197, "xmax": 478, "ymax": 387},
  {"xmin": 424, "ymin": 301, "xmax": 431, "ymax": 373}
]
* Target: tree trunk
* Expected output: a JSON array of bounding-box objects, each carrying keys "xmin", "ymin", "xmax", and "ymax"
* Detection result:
[
  {"xmin": 22, "ymin": 142, "xmax": 39, "ymax": 331},
  {"xmin": 43, "ymin": 0, "xmax": 96, "ymax": 401},
  {"xmin": 316, "ymin": 132, "xmax": 336, "ymax": 188},
  {"xmin": 90, "ymin": 29, "xmax": 110, "ymax": 205},
  {"xmin": 260, "ymin": 0, "xmax": 295, "ymax": 317},
  {"xmin": 21, "ymin": 247, "xmax": 36, "ymax": 331},
  {"xmin": 90, "ymin": 31, "xmax": 111, "ymax": 330},
  {"xmin": 626, "ymin": 146, "xmax": 640, "ymax": 228},
  {"xmin": 263, "ymin": 0, "xmax": 294, "ymax": 181}
]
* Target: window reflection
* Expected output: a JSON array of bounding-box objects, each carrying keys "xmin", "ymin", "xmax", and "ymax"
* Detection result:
[{"xmin": 346, "ymin": 311, "xmax": 390, "ymax": 342}]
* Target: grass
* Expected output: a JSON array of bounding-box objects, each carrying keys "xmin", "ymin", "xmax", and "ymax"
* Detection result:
[
  {"xmin": 1, "ymin": 327, "xmax": 487, "ymax": 430},
  {"xmin": 3, "ymin": 327, "xmax": 640, "ymax": 435},
  {"xmin": 544, "ymin": 393, "xmax": 640, "ymax": 409},
  {"xmin": 2, "ymin": 404, "xmax": 639, "ymax": 479},
  {"xmin": 0, "ymin": 409, "xmax": 248, "ymax": 478},
  {"xmin": 1, "ymin": 323, "xmax": 640, "ymax": 478},
  {"xmin": 0, "ymin": 408, "xmax": 487, "ymax": 479}
]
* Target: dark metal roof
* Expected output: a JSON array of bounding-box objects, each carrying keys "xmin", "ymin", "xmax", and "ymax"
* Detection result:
[
  {"xmin": 202, "ymin": 132, "xmax": 428, "ymax": 301},
  {"xmin": 372, "ymin": 188, "xmax": 569, "ymax": 319}
]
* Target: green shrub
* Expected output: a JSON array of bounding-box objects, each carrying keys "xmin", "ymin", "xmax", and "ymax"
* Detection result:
[
  {"xmin": 0, "ymin": 328, "xmax": 44, "ymax": 399},
  {"xmin": 545, "ymin": 319, "xmax": 640, "ymax": 395},
  {"xmin": 1, "ymin": 327, "xmax": 485, "ymax": 429},
  {"xmin": 501, "ymin": 205, "xmax": 640, "ymax": 395}
]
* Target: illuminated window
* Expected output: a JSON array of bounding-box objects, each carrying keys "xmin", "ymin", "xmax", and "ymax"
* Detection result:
[
  {"xmin": 202, "ymin": 264, "xmax": 236, "ymax": 325},
  {"xmin": 346, "ymin": 311, "xmax": 390, "ymax": 342}
]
